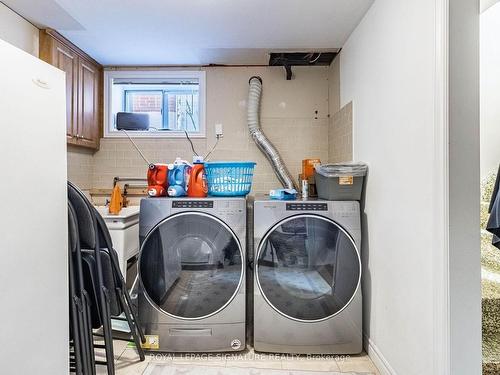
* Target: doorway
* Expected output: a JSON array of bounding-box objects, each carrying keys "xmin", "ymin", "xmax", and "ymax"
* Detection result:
[{"xmin": 480, "ymin": 1, "xmax": 500, "ymax": 373}]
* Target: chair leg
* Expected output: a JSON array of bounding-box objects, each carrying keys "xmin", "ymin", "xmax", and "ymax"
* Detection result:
[
  {"xmin": 107, "ymin": 249, "xmax": 146, "ymax": 344},
  {"xmin": 99, "ymin": 287, "xmax": 115, "ymax": 375},
  {"xmin": 70, "ymin": 297, "xmax": 83, "ymax": 375},
  {"xmin": 116, "ymin": 289, "xmax": 145, "ymax": 361},
  {"xmin": 82, "ymin": 291, "xmax": 96, "ymax": 375},
  {"xmin": 69, "ymin": 257, "xmax": 83, "ymax": 375},
  {"xmin": 122, "ymin": 285, "xmax": 146, "ymax": 344},
  {"xmin": 75, "ymin": 303, "xmax": 90, "ymax": 375},
  {"xmin": 69, "ymin": 214, "xmax": 84, "ymax": 375}
]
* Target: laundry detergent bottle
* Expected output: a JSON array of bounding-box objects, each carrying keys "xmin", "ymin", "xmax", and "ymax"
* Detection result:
[
  {"xmin": 147, "ymin": 163, "xmax": 169, "ymax": 197},
  {"xmin": 167, "ymin": 184, "xmax": 186, "ymax": 197},
  {"xmin": 187, "ymin": 157, "xmax": 208, "ymax": 198},
  {"xmin": 167, "ymin": 157, "xmax": 191, "ymax": 197}
]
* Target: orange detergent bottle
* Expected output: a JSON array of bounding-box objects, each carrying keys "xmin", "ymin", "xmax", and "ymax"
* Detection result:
[
  {"xmin": 147, "ymin": 163, "xmax": 169, "ymax": 197},
  {"xmin": 187, "ymin": 159, "xmax": 208, "ymax": 198},
  {"xmin": 108, "ymin": 184, "xmax": 123, "ymax": 214}
]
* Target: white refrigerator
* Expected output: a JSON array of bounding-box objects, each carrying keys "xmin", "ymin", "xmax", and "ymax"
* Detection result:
[{"xmin": 0, "ymin": 39, "xmax": 68, "ymax": 374}]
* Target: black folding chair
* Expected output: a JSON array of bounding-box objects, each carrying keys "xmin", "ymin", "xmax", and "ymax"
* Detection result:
[
  {"xmin": 69, "ymin": 203, "xmax": 84, "ymax": 374},
  {"xmin": 68, "ymin": 181, "xmax": 145, "ymax": 375},
  {"xmin": 68, "ymin": 202, "xmax": 95, "ymax": 375}
]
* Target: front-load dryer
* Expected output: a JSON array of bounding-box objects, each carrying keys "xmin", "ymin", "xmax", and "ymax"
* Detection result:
[
  {"xmin": 138, "ymin": 197, "xmax": 246, "ymax": 352},
  {"xmin": 253, "ymin": 198, "xmax": 362, "ymax": 354}
]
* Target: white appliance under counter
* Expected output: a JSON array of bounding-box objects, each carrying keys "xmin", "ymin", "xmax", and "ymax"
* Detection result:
[{"xmin": 95, "ymin": 206, "xmax": 140, "ymax": 280}]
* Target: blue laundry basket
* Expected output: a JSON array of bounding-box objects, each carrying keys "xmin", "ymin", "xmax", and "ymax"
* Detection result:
[{"xmin": 205, "ymin": 162, "xmax": 256, "ymax": 196}]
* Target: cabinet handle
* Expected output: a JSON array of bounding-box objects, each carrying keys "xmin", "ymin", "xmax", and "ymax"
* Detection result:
[{"xmin": 32, "ymin": 78, "xmax": 50, "ymax": 89}]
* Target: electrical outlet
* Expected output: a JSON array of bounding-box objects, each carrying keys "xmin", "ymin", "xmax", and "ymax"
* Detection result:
[{"xmin": 215, "ymin": 123, "xmax": 223, "ymax": 138}]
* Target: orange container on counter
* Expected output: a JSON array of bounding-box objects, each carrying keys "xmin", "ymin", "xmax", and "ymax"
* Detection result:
[
  {"xmin": 187, "ymin": 162, "xmax": 208, "ymax": 198},
  {"xmin": 302, "ymin": 159, "xmax": 322, "ymax": 180}
]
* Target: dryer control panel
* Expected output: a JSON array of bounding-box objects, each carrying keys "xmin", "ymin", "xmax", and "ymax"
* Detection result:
[
  {"xmin": 172, "ymin": 200, "xmax": 214, "ymax": 209},
  {"xmin": 286, "ymin": 203, "xmax": 328, "ymax": 211}
]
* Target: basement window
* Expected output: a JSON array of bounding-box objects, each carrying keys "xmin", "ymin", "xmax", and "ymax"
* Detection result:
[{"xmin": 104, "ymin": 70, "xmax": 206, "ymax": 138}]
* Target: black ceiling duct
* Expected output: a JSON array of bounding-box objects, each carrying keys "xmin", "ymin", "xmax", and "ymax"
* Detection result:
[{"xmin": 269, "ymin": 52, "xmax": 338, "ymax": 80}]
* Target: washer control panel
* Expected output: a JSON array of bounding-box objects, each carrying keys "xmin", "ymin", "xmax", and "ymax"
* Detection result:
[
  {"xmin": 172, "ymin": 200, "xmax": 214, "ymax": 209},
  {"xmin": 286, "ymin": 203, "xmax": 328, "ymax": 211}
]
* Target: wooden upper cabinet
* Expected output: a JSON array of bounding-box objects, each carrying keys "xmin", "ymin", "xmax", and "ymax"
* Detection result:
[
  {"xmin": 77, "ymin": 58, "xmax": 100, "ymax": 149},
  {"xmin": 39, "ymin": 29, "xmax": 102, "ymax": 150},
  {"xmin": 52, "ymin": 41, "xmax": 77, "ymax": 142}
]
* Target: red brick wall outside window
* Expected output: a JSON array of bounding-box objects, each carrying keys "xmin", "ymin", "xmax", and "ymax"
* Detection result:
[{"xmin": 131, "ymin": 94, "xmax": 162, "ymax": 112}]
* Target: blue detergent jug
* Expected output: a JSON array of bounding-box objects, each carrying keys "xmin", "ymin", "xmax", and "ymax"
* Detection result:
[
  {"xmin": 167, "ymin": 185, "xmax": 186, "ymax": 197},
  {"xmin": 167, "ymin": 158, "xmax": 191, "ymax": 197}
]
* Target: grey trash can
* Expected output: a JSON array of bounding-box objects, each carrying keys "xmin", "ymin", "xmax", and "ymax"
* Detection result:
[{"xmin": 314, "ymin": 162, "xmax": 367, "ymax": 201}]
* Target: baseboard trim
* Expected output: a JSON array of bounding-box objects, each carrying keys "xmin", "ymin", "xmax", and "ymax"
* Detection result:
[{"xmin": 363, "ymin": 335, "xmax": 397, "ymax": 375}]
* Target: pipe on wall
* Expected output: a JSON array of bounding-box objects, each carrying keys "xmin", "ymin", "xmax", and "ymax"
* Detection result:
[{"xmin": 247, "ymin": 76, "xmax": 298, "ymax": 190}]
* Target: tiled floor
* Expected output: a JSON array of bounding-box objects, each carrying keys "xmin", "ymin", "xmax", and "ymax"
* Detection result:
[{"xmin": 95, "ymin": 339, "xmax": 380, "ymax": 375}]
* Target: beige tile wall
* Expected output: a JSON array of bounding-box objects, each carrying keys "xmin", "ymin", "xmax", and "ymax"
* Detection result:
[
  {"xmin": 327, "ymin": 56, "xmax": 353, "ymax": 163},
  {"xmin": 328, "ymin": 102, "xmax": 353, "ymax": 162},
  {"xmin": 328, "ymin": 56, "xmax": 341, "ymax": 116},
  {"xmin": 67, "ymin": 145, "xmax": 94, "ymax": 190},
  {"xmin": 88, "ymin": 66, "xmax": 330, "ymax": 195}
]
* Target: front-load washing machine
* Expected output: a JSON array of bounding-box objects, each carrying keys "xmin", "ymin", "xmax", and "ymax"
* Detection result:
[
  {"xmin": 253, "ymin": 198, "xmax": 362, "ymax": 354},
  {"xmin": 138, "ymin": 197, "xmax": 246, "ymax": 352}
]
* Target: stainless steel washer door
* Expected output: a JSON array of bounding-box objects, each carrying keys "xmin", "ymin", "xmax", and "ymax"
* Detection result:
[
  {"xmin": 256, "ymin": 214, "xmax": 361, "ymax": 322},
  {"xmin": 139, "ymin": 212, "xmax": 243, "ymax": 320}
]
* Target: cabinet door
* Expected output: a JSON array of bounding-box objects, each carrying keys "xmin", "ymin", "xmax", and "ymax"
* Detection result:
[
  {"xmin": 52, "ymin": 41, "xmax": 77, "ymax": 143},
  {"xmin": 77, "ymin": 58, "xmax": 100, "ymax": 149}
]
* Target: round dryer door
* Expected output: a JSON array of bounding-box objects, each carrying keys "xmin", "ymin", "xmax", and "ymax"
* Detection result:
[
  {"xmin": 256, "ymin": 214, "xmax": 361, "ymax": 322},
  {"xmin": 139, "ymin": 212, "xmax": 243, "ymax": 320}
]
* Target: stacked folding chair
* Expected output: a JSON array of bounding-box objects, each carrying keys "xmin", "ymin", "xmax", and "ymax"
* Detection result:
[{"xmin": 68, "ymin": 181, "xmax": 146, "ymax": 374}]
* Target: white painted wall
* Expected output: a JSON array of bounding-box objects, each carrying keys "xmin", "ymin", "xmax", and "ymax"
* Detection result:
[
  {"xmin": 0, "ymin": 2, "xmax": 38, "ymax": 56},
  {"xmin": 480, "ymin": 3, "xmax": 500, "ymax": 178},
  {"xmin": 339, "ymin": 0, "xmax": 481, "ymax": 374}
]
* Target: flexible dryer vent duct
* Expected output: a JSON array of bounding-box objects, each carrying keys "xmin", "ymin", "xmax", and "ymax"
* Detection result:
[{"xmin": 247, "ymin": 76, "xmax": 298, "ymax": 190}]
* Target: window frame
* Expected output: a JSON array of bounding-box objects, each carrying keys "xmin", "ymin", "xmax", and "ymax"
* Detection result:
[{"xmin": 104, "ymin": 70, "xmax": 206, "ymax": 138}]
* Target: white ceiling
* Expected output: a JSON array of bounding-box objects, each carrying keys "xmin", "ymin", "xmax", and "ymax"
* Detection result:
[
  {"xmin": 482, "ymin": 0, "xmax": 500, "ymax": 12},
  {"xmin": 4, "ymin": 0, "xmax": 374, "ymax": 65}
]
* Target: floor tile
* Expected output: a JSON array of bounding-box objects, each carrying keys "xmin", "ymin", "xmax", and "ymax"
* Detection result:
[
  {"xmin": 115, "ymin": 360, "xmax": 150, "ymax": 375},
  {"xmin": 147, "ymin": 352, "xmax": 175, "ymax": 363},
  {"xmin": 143, "ymin": 364, "xmax": 233, "ymax": 375},
  {"xmin": 114, "ymin": 349, "xmax": 150, "ymax": 375},
  {"xmin": 95, "ymin": 366, "xmax": 108, "ymax": 375},
  {"xmin": 105, "ymin": 341, "xmax": 380, "ymax": 375},
  {"xmin": 142, "ymin": 363, "xmax": 346, "ymax": 375},
  {"xmin": 282, "ymin": 359, "xmax": 341, "ymax": 372},
  {"xmin": 113, "ymin": 339, "xmax": 131, "ymax": 357},
  {"xmin": 339, "ymin": 352, "xmax": 372, "ymax": 361},
  {"xmin": 336, "ymin": 355, "xmax": 379, "ymax": 374},
  {"xmin": 228, "ymin": 360, "xmax": 283, "ymax": 369},
  {"xmin": 172, "ymin": 356, "xmax": 227, "ymax": 367},
  {"xmin": 119, "ymin": 348, "xmax": 150, "ymax": 361}
]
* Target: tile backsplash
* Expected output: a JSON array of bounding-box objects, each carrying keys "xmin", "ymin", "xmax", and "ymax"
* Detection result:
[
  {"xmin": 67, "ymin": 145, "xmax": 93, "ymax": 190},
  {"xmin": 68, "ymin": 65, "xmax": 352, "ymax": 197},
  {"xmin": 329, "ymin": 102, "xmax": 353, "ymax": 163}
]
